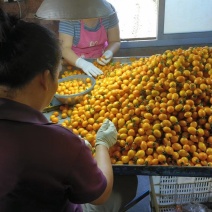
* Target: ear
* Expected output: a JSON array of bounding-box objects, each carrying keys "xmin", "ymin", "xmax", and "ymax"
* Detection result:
[{"xmin": 39, "ymin": 70, "xmax": 51, "ymax": 90}]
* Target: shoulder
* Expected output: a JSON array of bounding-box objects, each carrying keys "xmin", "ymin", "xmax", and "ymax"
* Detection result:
[
  {"xmin": 59, "ymin": 20, "xmax": 80, "ymax": 35},
  {"xmin": 109, "ymin": 3, "xmax": 117, "ymax": 12},
  {"xmin": 42, "ymin": 124, "xmax": 89, "ymax": 160},
  {"xmin": 48, "ymin": 126, "xmax": 107, "ymax": 199},
  {"xmin": 59, "ymin": 20, "xmax": 80, "ymax": 27},
  {"xmin": 47, "ymin": 123, "xmax": 80, "ymax": 140},
  {"xmin": 102, "ymin": 4, "xmax": 119, "ymax": 29}
]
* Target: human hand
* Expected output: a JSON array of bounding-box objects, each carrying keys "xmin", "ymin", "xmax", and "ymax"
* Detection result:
[
  {"xmin": 75, "ymin": 58, "xmax": 103, "ymax": 77},
  {"xmin": 97, "ymin": 50, "xmax": 113, "ymax": 66},
  {"xmin": 96, "ymin": 119, "xmax": 117, "ymax": 149}
]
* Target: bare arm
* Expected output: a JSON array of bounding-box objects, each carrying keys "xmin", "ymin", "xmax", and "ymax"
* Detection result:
[
  {"xmin": 59, "ymin": 33, "xmax": 79, "ymax": 66},
  {"xmin": 105, "ymin": 25, "xmax": 121, "ymax": 55},
  {"xmin": 96, "ymin": 24, "xmax": 120, "ymax": 65},
  {"xmin": 89, "ymin": 119, "xmax": 117, "ymax": 205},
  {"xmin": 90, "ymin": 145, "xmax": 113, "ymax": 205}
]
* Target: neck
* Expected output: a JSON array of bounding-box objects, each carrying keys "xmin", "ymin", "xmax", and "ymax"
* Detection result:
[
  {"xmin": 0, "ymin": 84, "xmax": 47, "ymax": 112},
  {"xmin": 83, "ymin": 18, "xmax": 99, "ymax": 28},
  {"xmin": 0, "ymin": 86, "xmax": 15, "ymax": 99}
]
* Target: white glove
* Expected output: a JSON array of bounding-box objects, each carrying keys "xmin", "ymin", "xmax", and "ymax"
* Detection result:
[
  {"xmin": 96, "ymin": 119, "xmax": 117, "ymax": 149},
  {"xmin": 97, "ymin": 50, "xmax": 113, "ymax": 65},
  {"xmin": 75, "ymin": 58, "xmax": 103, "ymax": 77}
]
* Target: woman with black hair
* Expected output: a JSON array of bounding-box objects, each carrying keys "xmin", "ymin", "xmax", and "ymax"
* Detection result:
[
  {"xmin": 0, "ymin": 8, "xmax": 117, "ymax": 212},
  {"xmin": 59, "ymin": 2, "xmax": 120, "ymax": 77}
]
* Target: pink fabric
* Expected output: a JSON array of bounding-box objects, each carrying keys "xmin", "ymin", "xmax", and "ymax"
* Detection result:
[{"xmin": 72, "ymin": 19, "xmax": 108, "ymax": 58}]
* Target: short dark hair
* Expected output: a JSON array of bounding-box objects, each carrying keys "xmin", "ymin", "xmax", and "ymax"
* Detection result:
[{"xmin": 0, "ymin": 8, "xmax": 61, "ymax": 88}]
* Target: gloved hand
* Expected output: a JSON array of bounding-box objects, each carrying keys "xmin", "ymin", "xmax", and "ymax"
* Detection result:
[
  {"xmin": 96, "ymin": 119, "xmax": 117, "ymax": 149},
  {"xmin": 75, "ymin": 58, "xmax": 103, "ymax": 77},
  {"xmin": 97, "ymin": 50, "xmax": 113, "ymax": 66}
]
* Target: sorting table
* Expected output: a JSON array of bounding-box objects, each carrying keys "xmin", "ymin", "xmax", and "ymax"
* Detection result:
[{"xmin": 113, "ymin": 165, "xmax": 212, "ymax": 177}]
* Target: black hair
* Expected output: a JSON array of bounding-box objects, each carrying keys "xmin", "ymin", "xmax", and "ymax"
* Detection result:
[{"xmin": 0, "ymin": 8, "xmax": 61, "ymax": 89}]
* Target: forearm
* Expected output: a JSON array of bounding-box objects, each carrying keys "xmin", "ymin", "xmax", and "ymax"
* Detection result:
[
  {"xmin": 62, "ymin": 47, "xmax": 79, "ymax": 66},
  {"xmin": 97, "ymin": 41, "xmax": 120, "ymax": 66},
  {"xmin": 105, "ymin": 25, "xmax": 120, "ymax": 56},
  {"xmin": 105, "ymin": 41, "xmax": 120, "ymax": 55},
  {"xmin": 91, "ymin": 145, "xmax": 113, "ymax": 204}
]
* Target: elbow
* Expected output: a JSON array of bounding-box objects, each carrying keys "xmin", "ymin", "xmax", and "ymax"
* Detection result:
[
  {"xmin": 90, "ymin": 181, "xmax": 113, "ymax": 205},
  {"xmin": 91, "ymin": 189, "xmax": 112, "ymax": 205}
]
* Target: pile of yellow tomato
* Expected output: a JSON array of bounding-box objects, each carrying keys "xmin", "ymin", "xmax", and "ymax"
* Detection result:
[
  {"xmin": 56, "ymin": 78, "xmax": 92, "ymax": 95},
  {"xmin": 49, "ymin": 46, "xmax": 212, "ymax": 167}
]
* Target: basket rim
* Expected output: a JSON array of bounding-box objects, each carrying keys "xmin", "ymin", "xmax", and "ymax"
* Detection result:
[{"xmin": 54, "ymin": 74, "xmax": 96, "ymax": 98}]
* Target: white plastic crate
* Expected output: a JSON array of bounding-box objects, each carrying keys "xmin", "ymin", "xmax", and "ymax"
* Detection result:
[
  {"xmin": 153, "ymin": 180, "xmax": 211, "ymax": 195},
  {"xmin": 152, "ymin": 176, "xmax": 211, "ymax": 185},
  {"xmin": 150, "ymin": 176, "xmax": 212, "ymax": 212},
  {"xmin": 151, "ymin": 205, "xmax": 179, "ymax": 212}
]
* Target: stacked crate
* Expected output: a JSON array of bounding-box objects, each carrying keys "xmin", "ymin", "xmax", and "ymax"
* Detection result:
[{"xmin": 150, "ymin": 176, "xmax": 212, "ymax": 212}]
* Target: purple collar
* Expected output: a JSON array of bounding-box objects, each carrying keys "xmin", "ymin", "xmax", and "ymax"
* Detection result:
[{"xmin": 0, "ymin": 98, "xmax": 49, "ymax": 124}]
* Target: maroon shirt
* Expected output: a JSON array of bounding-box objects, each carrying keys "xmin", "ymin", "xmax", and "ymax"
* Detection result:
[{"xmin": 0, "ymin": 98, "xmax": 107, "ymax": 212}]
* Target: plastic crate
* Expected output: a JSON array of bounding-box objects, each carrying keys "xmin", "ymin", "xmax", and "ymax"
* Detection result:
[
  {"xmin": 150, "ymin": 176, "xmax": 212, "ymax": 212},
  {"xmin": 151, "ymin": 205, "xmax": 178, "ymax": 212},
  {"xmin": 54, "ymin": 75, "xmax": 96, "ymax": 105},
  {"xmin": 151, "ymin": 176, "xmax": 211, "ymax": 185}
]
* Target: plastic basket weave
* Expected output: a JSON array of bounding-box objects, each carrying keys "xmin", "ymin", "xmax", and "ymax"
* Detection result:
[
  {"xmin": 54, "ymin": 75, "xmax": 96, "ymax": 105},
  {"xmin": 150, "ymin": 176, "xmax": 212, "ymax": 212}
]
